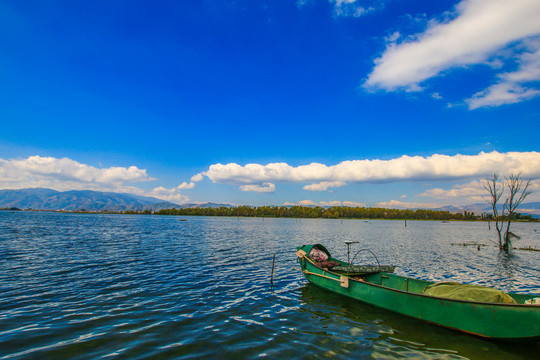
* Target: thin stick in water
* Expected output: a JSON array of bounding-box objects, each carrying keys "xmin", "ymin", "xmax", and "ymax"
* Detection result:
[{"xmin": 270, "ymin": 254, "xmax": 276, "ymax": 284}]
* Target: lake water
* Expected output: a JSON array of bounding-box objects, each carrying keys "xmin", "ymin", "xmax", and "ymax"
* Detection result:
[{"xmin": 1, "ymin": 211, "xmax": 539, "ymax": 359}]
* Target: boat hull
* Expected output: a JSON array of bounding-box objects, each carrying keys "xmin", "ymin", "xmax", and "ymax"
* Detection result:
[{"xmin": 298, "ymin": 246, "xmax": 540, "ymax": 341}]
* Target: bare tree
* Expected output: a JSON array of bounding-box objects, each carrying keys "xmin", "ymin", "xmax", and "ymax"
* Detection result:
[
  {"xmin": 483, "ymin": 174, "xmax": 505, "ymax": 250},
  {"xmin": 502, "ymin": 174, "xmax": 532, "ymax": 251},
  {"xmin": 483, "ymin": 173, "xmax": 533, "ymax": 252}
]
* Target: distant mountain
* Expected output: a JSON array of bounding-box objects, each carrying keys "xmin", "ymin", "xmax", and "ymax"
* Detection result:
[
  {"xmin": 518, "ymin": 202, "xmax": 540, "ymax": 210},
  {"xmin": 436, "ymin": 202, "xmax": 540, "ymax": 217},
  {"xmin": 0, "ymin": 188, "xmax": 235, "ymax": 212},
  {"xmin": 513, "ymin": 202, "xmax": 540, "ymax": 216},
  {"xmin": 434, "ymin": 205, "xmax": 463, "ymax": 213},
  {"xmin": 460, "ymin": 203, "xmax": 491, "ymax": 213},
  {"xmin": 0, "ymin": 188, "xmax": 58, "ymax": 209},
  {"xmin": 0, "ymin": 188, "xmax": 179, "ymax": 211}
]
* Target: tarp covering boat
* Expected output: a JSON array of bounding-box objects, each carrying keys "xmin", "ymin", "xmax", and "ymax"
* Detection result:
[{"xmin": 422, "ymin": 282, "xmax": 517, "ymax": 304}]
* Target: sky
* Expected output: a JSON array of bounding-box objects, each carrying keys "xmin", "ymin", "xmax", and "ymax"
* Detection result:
[{"xmin": 1, "ymin": 0, "xmax": 540, "ymax": 209}]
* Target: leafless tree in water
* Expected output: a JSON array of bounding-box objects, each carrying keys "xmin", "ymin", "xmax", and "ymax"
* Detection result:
[
  {"xmin": 483, "ymin": 174, "xmax": 504, "ymax": 249},
  {"xmin": 483, "ymin": 173, "xmax": 533, "ymax": 252}
]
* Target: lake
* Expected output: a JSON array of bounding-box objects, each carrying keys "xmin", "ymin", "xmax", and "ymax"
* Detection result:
[{"xmin": 1, "ymin": 211, "xmax": 539, "ymax": 359}]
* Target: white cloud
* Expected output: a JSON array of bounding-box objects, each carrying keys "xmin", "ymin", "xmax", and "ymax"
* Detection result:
[
  {"xmin": 303, "ymin": 180, "xmax": 347, "ymax": 191},
  {"xmin": 468, "ymin": 83, "xmax": 540, "ymax": 110},
  {"xmin": 418, "ymin": 180, "xmax": 486, "ymax": 201},
  {"xmin": 239, "ymin": 182, "xmax": 275, "ymax": 193},
  {"xmin": 364, "ymin": 0, "xmax": 540, "ymax": 107},
  {"xmin": 321, "ymin": 200, "xmax": 365, "ymax": 207},
  {"xmin": 421, "ymin": 178, "xmax": 540, "ymax": 203},
  {"xmin": 319, "ymin": 200, "xmax": 343, "ymax": 206},
  {"xmin": 343, "ymin": 201, "xmax": 365, "ymax": 207},
  {"xmin": 466, "ymin": 43, "xmax": 540, "ymax": 109},
  {"xmin": 528, "ymin": 182, "xmax": 540, "ymax": 202},
  {"xmin": 191, "ymin": 173, "xmax": 204, "ymax": 182},
  {"xmin": 0, "ymin": 156, "xmax": 153, "ymax": 188},
  {"xmin": 177, "ymin": 182, "xmax": 195, "ymax": 190},
  {"xmin": 201, "ymin": 152, "xmax": 540, "ymax": 188},
  {"xmin": 148, "ymin": 186, "xmax": 190, "ymax": 204},
  {"xmin": 0, "ymin": 155, "xmax": 191, "ymax": 204},
  {"xmin": 419, "ymin": 180, "xmax": 485, "ymax": 199},
  {"xmin": 332, "ymin": 0, "xmax": 374, "ymax": 18},
  {"xmin": 299, "ymin": 200, "xmax": 317, "ymax": 206}
]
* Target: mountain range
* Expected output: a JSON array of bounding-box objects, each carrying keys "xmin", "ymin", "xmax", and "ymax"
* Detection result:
[
  {"xmin": 0, "ymin": 188, "xmax": 231, "ymax": 212},
  {"xmin": 442, "ymin": 203, "xmax": 540, "ymax": 216}
]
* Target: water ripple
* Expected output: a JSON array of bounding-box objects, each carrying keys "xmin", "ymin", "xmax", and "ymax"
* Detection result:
[{"xmin": 0, "ymin": 213, "xmax": 539, "ymax": 359}]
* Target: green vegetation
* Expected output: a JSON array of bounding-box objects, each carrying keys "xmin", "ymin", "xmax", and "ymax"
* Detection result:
[
  {"xmin": 4, "ymin": 205, "xmax": 537, "ymax": 222},
  {"xmin": 154, "ymin": 205, "xmax": 480, "ymax": 220}
]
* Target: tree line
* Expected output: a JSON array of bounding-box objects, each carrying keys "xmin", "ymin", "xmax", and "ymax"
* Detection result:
[{"xmin": 153, "ymin": 205, "xmax": 488, "ymax": 221}]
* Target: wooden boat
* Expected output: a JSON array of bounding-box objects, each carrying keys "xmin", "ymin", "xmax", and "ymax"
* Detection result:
[{"xmin": 296, "ymin": 244, "xmax": 540, "ymax": 341}]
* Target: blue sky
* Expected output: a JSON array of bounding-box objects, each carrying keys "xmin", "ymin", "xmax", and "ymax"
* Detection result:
[{"xmin": 1, "ymin": 0, "xmax": 540, "ymax": 209}]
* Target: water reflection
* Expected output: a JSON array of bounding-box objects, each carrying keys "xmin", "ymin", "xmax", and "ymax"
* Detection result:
[
  {"xmin": 494, "ymin": 251, "xmax": 518, "ymax": 283},
  {"xmin": 298, "ymin": 284, "xmax": 540, "ymax": 359}
]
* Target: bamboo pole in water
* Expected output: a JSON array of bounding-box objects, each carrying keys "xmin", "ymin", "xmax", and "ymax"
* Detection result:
[{"xmin": 270, "ymin": 254, "xmax": 276, "ymax": 284}]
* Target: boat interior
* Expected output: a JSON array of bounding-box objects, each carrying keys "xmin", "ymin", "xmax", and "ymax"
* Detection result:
[{"xmin": 301, "ymin": 244, "xmax": 535, "ymax": 305}]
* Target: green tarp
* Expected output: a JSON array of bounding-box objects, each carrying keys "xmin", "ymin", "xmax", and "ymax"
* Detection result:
[{"xmin": 422, "ymin": 282, "xmax": 516, "ymax": 304}]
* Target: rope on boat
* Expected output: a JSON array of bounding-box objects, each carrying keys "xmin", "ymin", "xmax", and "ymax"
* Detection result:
[{"xmin": 350, "ymin": 249, "xmax": 381, "ymax": 268}]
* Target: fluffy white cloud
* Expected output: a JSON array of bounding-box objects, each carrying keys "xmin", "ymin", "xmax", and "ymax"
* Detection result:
[
  {"xmin": 191, "ymin": 173, "xmax": 204, "ymax": 182},
  {"xmin": 0, "ymin": 156, "xmax": 153, "ymax": 188},
  {"xmin": 420, "ymin": 178, "xmax": 540, "ymax": 203},
  {"xmin": 364, "ymin": 0, "xmax": 540, "ymax": 107},
  {"xmin": 0, "ymin": 155, "xmax": 191, "ymax": 204},
  {"xmin": 467, "ymin": 82, "xmax": 540, "ymax": 109},
  {"xmin": 303, "ymin": 181, "xmax": 347, "ymax": 191},
  {"xmin": 466, "ymin": 43, "xmax": 540, "ymax": 109},
  {"xmin": 177, "ymin": 182, "xmax": 195, "ymax": 190},
  {"xmin": 321, "ymin": 200, "xmax": 365, "ymax": 207},
  {"xmin": 148, "ymin": 186, "xmax": 190, "ymax": 204},
  {"xmin": 239, "ymin": 182, "xmax": 275, "ymax": 193},
  {"xmin": 201, "ymin": 152, "xmax": 540, "ymax": 189},
  {"xmin": 419, "ymin": 180, "xmax": 485, "ymax": 199}
]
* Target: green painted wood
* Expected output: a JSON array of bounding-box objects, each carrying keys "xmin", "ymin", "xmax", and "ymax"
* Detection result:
[{"xmin": 297, "ymin": 244, "xmax": 540, "ymax": 341}]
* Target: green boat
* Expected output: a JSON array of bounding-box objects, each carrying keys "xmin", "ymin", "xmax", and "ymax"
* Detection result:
[{"xmin": 296, "ymin": 244, "xmax": 540, "ymax": 341}]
